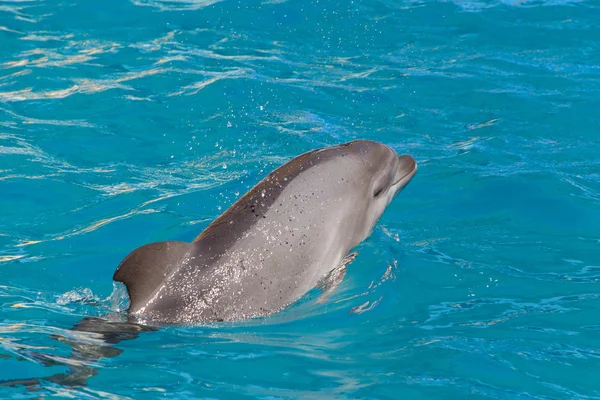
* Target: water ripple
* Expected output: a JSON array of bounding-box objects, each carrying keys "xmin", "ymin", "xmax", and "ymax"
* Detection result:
[{"xmin": 131, "ymin": 0, "xmax": 223, "ymax": 11}]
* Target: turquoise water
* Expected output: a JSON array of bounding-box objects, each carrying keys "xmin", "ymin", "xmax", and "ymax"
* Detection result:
[{"xmin": 1, "ymin": 0, "xmax": 600, "ymax": 397}]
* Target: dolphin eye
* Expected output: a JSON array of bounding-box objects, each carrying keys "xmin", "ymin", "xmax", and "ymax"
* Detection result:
[{"xmin": 373, "ymin": 187, "xmax": 384, "ymax": 198}]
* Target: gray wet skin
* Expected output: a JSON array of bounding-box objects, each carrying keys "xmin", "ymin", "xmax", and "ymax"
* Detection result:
[{"xmin": 113, "ymin": 140, "xmax": 417, "ymax": 324}]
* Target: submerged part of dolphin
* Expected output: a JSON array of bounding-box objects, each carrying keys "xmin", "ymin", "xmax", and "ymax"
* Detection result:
[
  {"xmin": 114, "ymin": 140, "xmax": 417, "ymax": 324},
  {"xmin": 0, "ymin": 316, "xmax": 154, "ymax": 390}
]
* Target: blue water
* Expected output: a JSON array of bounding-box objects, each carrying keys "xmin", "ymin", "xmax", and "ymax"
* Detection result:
[{"xmin": 1, "ymin": 0, "xmax": 600, "ymax": 398}]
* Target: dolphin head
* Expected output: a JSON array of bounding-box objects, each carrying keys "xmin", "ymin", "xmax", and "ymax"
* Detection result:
[
  {"xmin": 331, "ymin": 140, "xmax": 417, "ymax": 244},
  {"xmin": 342, "ymin": 139, "xmax": 417, "ymax": 198}
]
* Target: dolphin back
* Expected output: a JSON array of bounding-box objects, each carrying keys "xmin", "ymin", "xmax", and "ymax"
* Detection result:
[{"xmin": 113, "ymin": 241, "xmax": 193, "ymax": 313}]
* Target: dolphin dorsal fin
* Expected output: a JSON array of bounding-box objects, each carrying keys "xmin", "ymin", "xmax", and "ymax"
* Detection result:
[{"xmin": 113, "ymin": 241, "xmax": 193, "ymax": 313}]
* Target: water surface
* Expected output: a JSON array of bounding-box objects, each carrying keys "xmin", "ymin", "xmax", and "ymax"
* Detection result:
[{"xmin": 1, "ymin": 0, "xmax": 600, "ymax": 398}]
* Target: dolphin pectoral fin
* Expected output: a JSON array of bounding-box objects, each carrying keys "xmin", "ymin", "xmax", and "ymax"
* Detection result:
[
  {"xmin": 113, "ymin": 241, "xmax": 194, "ymax": 313},
  {"xmin": 317, "ymin": 252, "xmax": 357, "ymax": 304},
  {"xmin": 316, "ymin": 267, "xmax": 346, "ymax": 304}
]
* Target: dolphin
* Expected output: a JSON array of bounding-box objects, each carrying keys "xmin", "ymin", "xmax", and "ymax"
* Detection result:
[
  {"xmin": 113, "ymin": 140, "xmax": 417, "ymax": 324},
  {"xmin": 0, "ymin": 140, "xmax": 416, "ymax": 391}
]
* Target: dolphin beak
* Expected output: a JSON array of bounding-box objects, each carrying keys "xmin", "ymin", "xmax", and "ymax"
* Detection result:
[{"xmin": 393, "ymin": 155, "xmax": 418, "ymax": 188}]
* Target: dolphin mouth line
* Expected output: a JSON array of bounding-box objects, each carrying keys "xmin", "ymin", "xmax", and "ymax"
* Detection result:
[{"xmin": 392, "ymin": 161, "xmax": 418, "ymax": 188}]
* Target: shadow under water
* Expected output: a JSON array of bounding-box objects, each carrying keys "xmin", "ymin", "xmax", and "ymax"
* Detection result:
[{"xmin": 0, "ymin": 316, "xmax": 156, "ymax": 390}]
